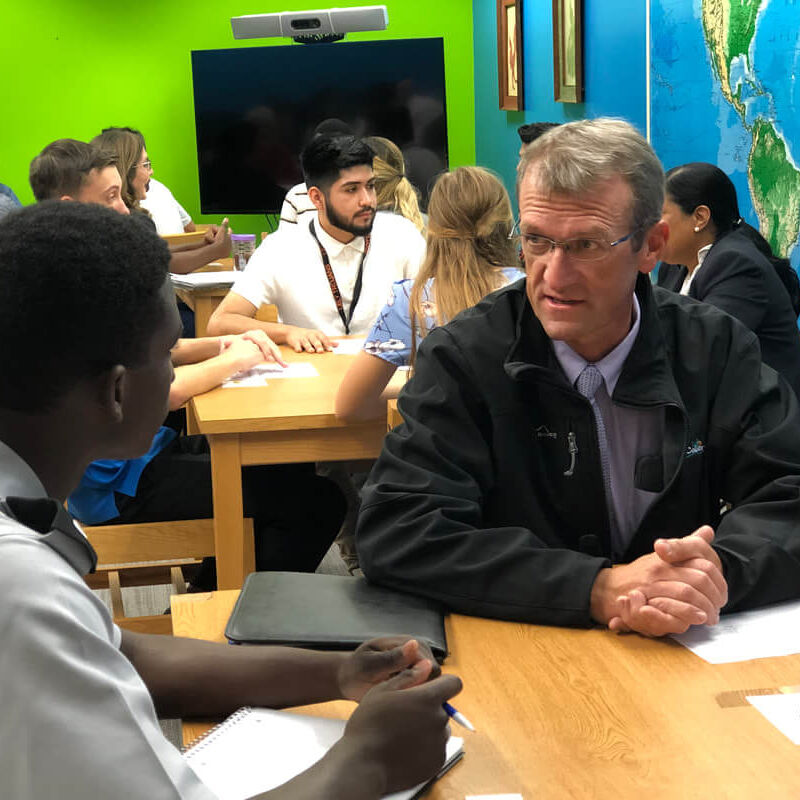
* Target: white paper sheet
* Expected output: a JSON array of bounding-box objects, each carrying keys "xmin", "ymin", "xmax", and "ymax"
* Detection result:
[
  {"xmin": 671, "ymin": 600, "xmax": 800, "ymax": 664},
  {"xmin": 223, "ymin": 362, "xmax": 318, "ymax": 388},
  {"xmin": 170, "ymin": 271, "xmax": 237, "ymax": 289},
  {"xmin": 330, "ymin": 337, "xmax": 366, "ymax": 355},
  {"xmin": 748, "ymin": 693, "xmax": 800, "ymax": 744},
  {"xmin": 184, "ymin": 707, "xmax": 463, "ymax": 800},
  {"xmin": 466, "ymin": 795, "xmax": 524, "ymax": 800}
]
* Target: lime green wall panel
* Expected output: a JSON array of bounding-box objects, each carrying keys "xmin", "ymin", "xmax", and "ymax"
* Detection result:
[{"xmin": 2, "ymin": 0, "xmax": 474, "ymax": 235}]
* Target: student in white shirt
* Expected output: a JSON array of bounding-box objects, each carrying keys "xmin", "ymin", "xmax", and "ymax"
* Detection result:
[
  {"xmin": 208, "ymin": 135, "xmax": 425, "ymax": 352},
  {"xmin": 141, "ymin": 176, "xmax": 195, "ymax": 234},
  {"xmin": 277, "ymin": 118, "xmax": 353, "ymax": 230},
  {"xmin": 91, "ymin": 127, "xmax": 231, "ymax": 275}
]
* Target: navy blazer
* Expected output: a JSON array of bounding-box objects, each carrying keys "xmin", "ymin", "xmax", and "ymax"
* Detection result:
[{"xmin": 657, "ymin": 229, "xmax": 800, "ymax": 397}]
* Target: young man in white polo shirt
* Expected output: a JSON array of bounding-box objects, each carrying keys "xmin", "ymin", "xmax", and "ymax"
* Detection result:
[{"xmin": 207, "ymin": 135, "xmax": 425, "ymax": 352}]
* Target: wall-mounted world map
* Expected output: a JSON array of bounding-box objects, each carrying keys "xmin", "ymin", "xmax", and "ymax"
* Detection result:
[{"xmin": 651, "ymin": 0, "xmax": 800, "ymax": 265}]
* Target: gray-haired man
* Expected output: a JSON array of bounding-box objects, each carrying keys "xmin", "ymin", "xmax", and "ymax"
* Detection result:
[{"xmin": 357, "ymin": 118, "xmax": 800, "ymax": 638}]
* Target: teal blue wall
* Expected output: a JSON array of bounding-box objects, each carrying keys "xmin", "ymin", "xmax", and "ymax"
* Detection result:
[{"xmin": 473, "ymin": 0, "xmax": 647, "ymax": 201}]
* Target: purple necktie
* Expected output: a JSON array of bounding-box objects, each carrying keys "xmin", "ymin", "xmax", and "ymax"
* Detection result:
[{"xmin": 576, "ymin": 365, "xmax": 621, "ymax": 556}]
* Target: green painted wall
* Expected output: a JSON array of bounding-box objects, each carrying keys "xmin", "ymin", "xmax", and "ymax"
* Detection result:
[{"xmin": 3, "ymin": 0, "xmax": 475, "ymax": 235}]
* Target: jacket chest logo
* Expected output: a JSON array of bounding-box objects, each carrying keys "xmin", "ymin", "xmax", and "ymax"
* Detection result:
[{"xmin": 685, "ymin": 439, "xmax": 704, "ymax": 458}]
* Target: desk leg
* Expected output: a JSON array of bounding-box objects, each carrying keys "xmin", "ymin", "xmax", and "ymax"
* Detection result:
[{"xmin": 208, "ymin": 433, "xmax": 255, "ymax": 589}]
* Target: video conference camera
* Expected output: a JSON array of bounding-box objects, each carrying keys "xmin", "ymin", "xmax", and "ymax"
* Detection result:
[{"xmin": 231, "ymin": 5, "xmax": 389, "ymax": 44}]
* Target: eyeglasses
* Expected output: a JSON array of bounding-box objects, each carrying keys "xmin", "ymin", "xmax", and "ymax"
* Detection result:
[
  {"xmin": 512, "ymin": 223, "xmax": 639, "ymax": 262},
  {"xmin": 138, "ymin": 160, "xmax": 152, "ymax": 170}
]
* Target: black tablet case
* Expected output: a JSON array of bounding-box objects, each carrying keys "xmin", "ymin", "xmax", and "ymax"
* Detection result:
[{"xmin": 225, "ymin": 572, "xmax": 448, "ymax": 662}]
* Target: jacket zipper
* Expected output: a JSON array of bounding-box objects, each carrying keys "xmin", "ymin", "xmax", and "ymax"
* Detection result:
[{"xmin": 563, "ymin": 431, "xmax": 578, "ymax": 476}]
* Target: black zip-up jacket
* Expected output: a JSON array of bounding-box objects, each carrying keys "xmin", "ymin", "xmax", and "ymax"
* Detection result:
[{"xmin": 357, "ymin": 275, "xmax": 800, "ymax": 627}]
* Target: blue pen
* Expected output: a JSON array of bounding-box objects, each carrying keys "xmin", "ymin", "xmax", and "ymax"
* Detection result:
[{"xmin": 443, "ymin": 701, "xmax": 476, "ymax": 731}]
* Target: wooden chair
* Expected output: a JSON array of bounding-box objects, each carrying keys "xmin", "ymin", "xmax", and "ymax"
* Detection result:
[{"xmin": 83, "ymin": 518, "xmax": 253, "ymax": 635}]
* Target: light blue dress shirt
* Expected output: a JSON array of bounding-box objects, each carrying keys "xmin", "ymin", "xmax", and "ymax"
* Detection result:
[{"xmin": 553, "ymin": 295, "xmax": 665, "ymax": 557}]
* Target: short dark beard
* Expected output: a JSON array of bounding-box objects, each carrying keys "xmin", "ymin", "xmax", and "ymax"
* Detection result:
[{"xmin": 324, "ymin": 193, "xmax": 375, "ymax": 237}]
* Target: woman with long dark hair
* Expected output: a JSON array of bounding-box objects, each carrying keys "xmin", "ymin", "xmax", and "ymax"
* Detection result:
[{"xmin": 658, "ymin": 161, "xmax": 800, "ymax": 396}]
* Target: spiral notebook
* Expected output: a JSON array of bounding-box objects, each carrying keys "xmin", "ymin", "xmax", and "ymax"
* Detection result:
[{"xmin": 183, "ymin": 706, "xmax": 464, "ymax": 800}]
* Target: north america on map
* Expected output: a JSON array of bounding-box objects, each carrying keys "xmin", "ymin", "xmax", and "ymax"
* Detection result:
[{"xmin": 651, "ymin": 0, "xmax": 800, "ymax": 265}]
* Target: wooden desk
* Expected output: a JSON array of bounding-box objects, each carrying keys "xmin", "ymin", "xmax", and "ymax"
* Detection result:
[
  {"xmin": 174, "ymin": 258, "xmax": 235, "ymax": 338},
  {"xmin": 189, "ymin": 344, "xmax": 388, "ymax": 589},
  {"xmin": 173, "ymin": 591, "xmax": 800, "ymax": 798}
]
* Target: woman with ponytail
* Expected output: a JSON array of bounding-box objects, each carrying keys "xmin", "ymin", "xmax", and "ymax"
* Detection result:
[
  {"xmin": 658, "ymin": 161, "xmax": 800, "ymax": 396},
  {"xmin": 335, "ymin": 166, "xmax": 523, "ymax": 421},
  {"xmin": 365, "ymin": 136, "xmax": 425, "ymax": 232}
]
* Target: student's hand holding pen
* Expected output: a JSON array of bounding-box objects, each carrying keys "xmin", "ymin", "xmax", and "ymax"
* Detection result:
[{"xmin": 338, "ymin": 662, "xmax": 462, "ymax": 797}]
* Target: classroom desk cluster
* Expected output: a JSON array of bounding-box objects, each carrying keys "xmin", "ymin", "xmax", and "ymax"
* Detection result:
[
  {"xmin": 184, "ymin": 341, "xmax": 394, "ymax": 589},
  {"xmin": 170, "ymin": 278, "xmax": 800, "ymax": 798},
  {"xmin": 174, "ymin": 591, "xmax": 800, "ymax": 798}
]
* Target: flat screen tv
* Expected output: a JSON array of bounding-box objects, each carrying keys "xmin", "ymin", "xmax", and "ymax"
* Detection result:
[{"xmin": 191, "ymin": 37, "xmax": 448, "ymax": 215}]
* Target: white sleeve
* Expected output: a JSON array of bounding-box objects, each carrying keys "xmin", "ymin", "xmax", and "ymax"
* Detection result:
[
  {"xmin": 279, "ymin": 194, "xmax": 298, "ymax": 225},
  {"xmin": 229, "ymin": 238, "xmax": 278, "ymax": 309},
  {"xmin": 403, "ymin": 228, "xmax": 426, "ymax": 280},
  {"xmin": 177, "ymin": 200, "xmax": 192, "ymax": 229},
  {"xmin": 0, "ymin": 536, "xmax": 217, "ymax": 800}
]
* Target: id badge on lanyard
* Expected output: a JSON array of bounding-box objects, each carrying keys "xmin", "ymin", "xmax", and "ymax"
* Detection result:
[{"xmin": 309, "ymin": 220, "xmax": 371, "ymax": 335}]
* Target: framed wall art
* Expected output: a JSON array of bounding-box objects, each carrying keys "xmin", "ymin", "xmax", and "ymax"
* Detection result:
[
  {"xmin": 497, "ymin": 0, "xmax": 523, "ymax": 111},
  {"xmin": 552, "ymin": 0, "xmax": 583, "ymax": 103}
]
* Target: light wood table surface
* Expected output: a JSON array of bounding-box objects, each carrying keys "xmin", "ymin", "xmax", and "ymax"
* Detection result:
[
  {"xmin": 188, "ymin": 342, "xmax": 393, "ymax": 589},
  {"xmin": 173, "ymin": 590, "xmax": 800, "ymax": 798}
]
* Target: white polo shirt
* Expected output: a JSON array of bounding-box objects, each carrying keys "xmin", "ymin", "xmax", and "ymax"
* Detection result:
[
  {"xmin": 0, "ymin": 440, "xmax": 215, "ymax": 799},
  {"xmin": 141, "ymin": 178, "xmax": 192, "ymax": 235},
  {"xmin": 231, "ymin": 211, "xmax": 426, "ymax": 336}
]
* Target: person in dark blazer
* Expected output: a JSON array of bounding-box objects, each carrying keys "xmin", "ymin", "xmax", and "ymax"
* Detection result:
[{"xmin": 658, "ymin": 162, "xmax": 800, "ymax": 397}]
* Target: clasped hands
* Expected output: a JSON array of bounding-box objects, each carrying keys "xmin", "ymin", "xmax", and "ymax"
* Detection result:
[{"xmin": 591, "ymin": 525, "xmax": 728, "ymax": 637}]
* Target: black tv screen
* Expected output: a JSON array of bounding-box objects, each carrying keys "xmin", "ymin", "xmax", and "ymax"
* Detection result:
[{"xmin": 191, "ymin": 38, "xmax": 448, "ymax": 215}]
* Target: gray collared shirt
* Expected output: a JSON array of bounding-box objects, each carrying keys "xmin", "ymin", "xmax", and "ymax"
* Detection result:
[
  {"xmin": 0, "ymin": 440, "xmax": 215, "ymax": 799},
  {"xmin": 553, "ymin": 296, "xmax": 665, "ymax": 557}
]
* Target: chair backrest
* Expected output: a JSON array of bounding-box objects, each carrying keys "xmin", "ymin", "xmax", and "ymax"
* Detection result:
[
  {"xmin": 87, "ymin": 518, "xmax": 216, "ymax": 565},
  {"xmin": 83, "ymin": 518, "xmax": 253, "ymax": 635}
]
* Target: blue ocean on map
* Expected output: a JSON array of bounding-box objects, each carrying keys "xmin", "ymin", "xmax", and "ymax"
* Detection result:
[{"xmin": 651, "ymin": 0, "xmax": 800, "ymax": 266}]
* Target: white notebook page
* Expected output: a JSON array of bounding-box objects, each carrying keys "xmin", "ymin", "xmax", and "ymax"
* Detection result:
[{"xmin": 184, "ymin": 706, "xmax": 463, "ymax": 800}]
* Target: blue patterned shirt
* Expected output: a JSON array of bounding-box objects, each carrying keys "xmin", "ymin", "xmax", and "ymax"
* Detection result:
[{"xmin": 364, "ymin": 268, "xmax": 524, "ymax": 367}]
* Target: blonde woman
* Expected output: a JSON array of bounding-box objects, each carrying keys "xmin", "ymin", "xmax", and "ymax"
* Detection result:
[
  {"xmin": 336, "ymin": 166, "xmax": 523, "ymax": 421},
  {"xmin": 365, "ymin": 136, "xmax": 425, "ymax": 232}
]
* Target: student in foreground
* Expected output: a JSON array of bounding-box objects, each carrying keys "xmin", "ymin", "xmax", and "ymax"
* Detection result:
[
  {"xmin": 357, "ymin": 119, "xmax": 800, "ymax": 638},
  {"xmin": 0, "ymin": 202, "xmax": 461, "ymax": 799},
  {"xmin": 336, "ymin": 166, "xmax": 523, "ymax": 422}
]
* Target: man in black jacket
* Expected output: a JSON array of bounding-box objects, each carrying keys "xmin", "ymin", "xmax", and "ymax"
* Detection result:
[{"xmin": 356, "ymin": 118, "xmax": 800, "ymax": 638}]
